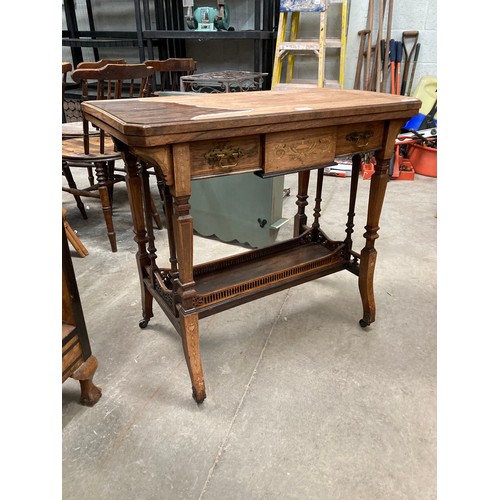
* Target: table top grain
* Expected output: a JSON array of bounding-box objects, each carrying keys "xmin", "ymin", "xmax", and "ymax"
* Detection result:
[{"xmin": 82, "ymin": 88, "xmax": 421, "ymax": 145}]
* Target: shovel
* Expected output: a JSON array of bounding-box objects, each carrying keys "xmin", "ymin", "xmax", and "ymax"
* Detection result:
[{"xmin": 400, "ymin": 31, "xmax": 419, "ymax": 95}]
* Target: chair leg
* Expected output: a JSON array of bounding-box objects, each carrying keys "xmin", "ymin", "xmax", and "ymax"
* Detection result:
[
  {"xmin": 95, "ymin": 161, "xmax": 117, "ymax": 252},
  {"xmin": 62, "ymin": 208, "xmax": 89, "ymax": 257},
  {"xmin": 64, "ymin": 219, "xmax": 89, "ymax": 257},
  {"xmin": 106, "ymin": 160, "xmax": 115, "ymax": 205},
  {"xmin": 62, "ymin": 162, "xmax": 88, "ymax": 219},
  {"xmin": 87, "ymin": 166, "xmax": 94, "ymax": 186}
]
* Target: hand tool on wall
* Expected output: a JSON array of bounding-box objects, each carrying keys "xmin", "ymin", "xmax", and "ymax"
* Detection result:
[
  {"xmin": 396, "ymin": 40, "xmax": 402, "ymax": 94},
  {"xmin": 381, "ymin": 0, "xmax": 393, "ymax": 92},
  {"xmin": 373, "ymin": 0, "xmax": 386, "ymax": 92},
  {"xmin": 389, "ymin": 39, "xmax": 396, "ymax": 94},
  {"xmin": 364, "ymin": 0, "xmax": 374, "ymax": 90},
  {"xmin": 400, "ymin": 31, "xmax": 419, "ymax": 95},
  {"xmin": 354, "ymin": 29, "xmax": 371, "ymax": 90},
  {"xmin": 407, "ymin": 42, "xmax": 421, "ymax": 95},
  {"xmin": 379, "ymin": 39, "xmax": 386, "ymax": 90}
]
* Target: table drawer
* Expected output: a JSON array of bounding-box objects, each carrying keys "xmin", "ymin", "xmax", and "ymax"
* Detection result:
[
  {"xmin": 189, "ymin": 135, "xmax": 261, "ymax": 178},
  {"xmin": 264, "ymin": 126, "xmax": 336, "ymax": 174},
  {"xmin": 335, "ymin": 121, "xmax": 385, "ymax": 155}
]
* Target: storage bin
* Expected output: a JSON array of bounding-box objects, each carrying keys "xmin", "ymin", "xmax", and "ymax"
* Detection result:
[{"xmin": 406, "ymin": 143, "xmax": 437, "ymax": 177}]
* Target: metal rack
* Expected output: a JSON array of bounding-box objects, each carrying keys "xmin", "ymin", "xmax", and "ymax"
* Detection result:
[{"xmin": 62, "ymin": 0, "xmax": 280, "ymax": 88}]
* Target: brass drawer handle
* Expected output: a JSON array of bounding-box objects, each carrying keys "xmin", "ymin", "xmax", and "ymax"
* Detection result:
[
  {"xmin": 205, "ymin": 144, "xmax": 243, "ymax": 169},
  {"xmin": 345, "ymin": 130, "xmax": 374, "ymax": 148}
]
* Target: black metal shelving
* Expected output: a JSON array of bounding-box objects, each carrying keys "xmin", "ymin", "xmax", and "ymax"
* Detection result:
[{"xmin": 62, "ymin": 0, "xmax": 279, "ymax": 89}]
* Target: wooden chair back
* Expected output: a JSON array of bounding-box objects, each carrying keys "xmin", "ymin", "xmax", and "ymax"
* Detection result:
[
  {"xmin": 70, "ymin": 63, "xmax": 154, "ymax": 154},
  {"xmin": 63, "ymin": 60, "xmax": 126, "ymax": 123},
  {"xmin": 62, "ymin": 62, "xmax": 72, "ymax": 81},
  {"xmin": 77, "ymin": 58, "xmax": 126, "ymax": 69},
  {"xmin": 144, "ymin": 58, "xmax": 197, "ymax": 92},
  {"xmin": 62, "ymin": 62, "xmax": 73, "ymax": 122}
]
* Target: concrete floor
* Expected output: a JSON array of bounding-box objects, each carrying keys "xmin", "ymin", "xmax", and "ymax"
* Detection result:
[{"xmin": 62, "ymin": 164, "xmax": 437, "ymax": 499}]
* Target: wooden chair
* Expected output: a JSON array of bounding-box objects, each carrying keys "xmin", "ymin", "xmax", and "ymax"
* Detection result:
[
  {"xmin": 62, "ymin": 62, "xmax": 73, "ymax": 123},
  {"xmin": 63, "ymin": 62, "xmax": 91, "ymax": 218},
  {"xmin": 144, "ymin": 58, "xmax": 197, "ymax": 93},
  {"xmin": 62, "ymin": 63, "xmax": 162, "ymax": 252},
  {"xmin": 76, "ymin": 58, "xmax": 126, "ymax": 69},
  {"xmin": 63, "ymin": 59, "xmax": 127, "ymax": 127},
  {"xmin": 63, "ymin": 207, "xmax": 89, "ymax": 257},
  {"xmin": 63, "ymin": 60, "xmax": 128, "ymax": 196}
]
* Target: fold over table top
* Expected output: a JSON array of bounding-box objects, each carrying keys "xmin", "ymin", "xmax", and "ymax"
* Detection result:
[{"xmin": 82, "ymin": 88, "xmax": 421, "ymax": 146}]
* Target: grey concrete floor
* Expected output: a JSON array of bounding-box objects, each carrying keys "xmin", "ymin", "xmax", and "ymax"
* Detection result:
[{"xmin": 62, "ymin": 164, "xmax": 436, "ymax": 499}]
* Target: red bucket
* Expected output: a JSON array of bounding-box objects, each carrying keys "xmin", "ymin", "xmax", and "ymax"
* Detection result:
[{"xmin": 406, "ymin": 143, "xmax": 437, "ymax": 177}]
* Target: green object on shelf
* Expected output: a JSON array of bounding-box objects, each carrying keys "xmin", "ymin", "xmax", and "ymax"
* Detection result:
[{"xmin": 185, "ymin": 3, "xmax": 232, "ymax": 31}]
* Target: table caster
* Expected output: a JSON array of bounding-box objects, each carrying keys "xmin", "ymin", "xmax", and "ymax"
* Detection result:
[{"xmin": 139, "ymin": 317, "xmax": 150, "ymax": 329}]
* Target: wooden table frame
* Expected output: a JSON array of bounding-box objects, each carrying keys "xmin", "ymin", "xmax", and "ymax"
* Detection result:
[{"xmin": 82, "ymin": 89, "xmax": 420, "ymax": 403}]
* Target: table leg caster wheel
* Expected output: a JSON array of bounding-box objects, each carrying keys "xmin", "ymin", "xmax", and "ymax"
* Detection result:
[{"xmin": 139, "ymin": 317, "xmax": 150, "ymax": 329}]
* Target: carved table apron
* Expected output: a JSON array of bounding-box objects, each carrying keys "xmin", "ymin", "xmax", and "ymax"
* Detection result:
[{"xmin": 82, "ymin": 88, "xmax": 420, "ymax": 403}]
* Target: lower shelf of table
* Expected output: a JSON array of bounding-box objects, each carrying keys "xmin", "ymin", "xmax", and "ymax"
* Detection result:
[{"xmin": 150, "ymin": 229, "xmax": 352, "ymax": 318}]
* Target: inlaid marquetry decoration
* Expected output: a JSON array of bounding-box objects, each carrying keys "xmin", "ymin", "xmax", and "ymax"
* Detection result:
[{"xmin": 265, "ymin": 126, "xmax": 336, "ymax": 173}]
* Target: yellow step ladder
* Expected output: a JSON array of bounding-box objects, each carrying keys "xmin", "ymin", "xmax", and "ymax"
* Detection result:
[{"xmin": 271, "ymin": 0, "xmax": 348, "ymax": 90}]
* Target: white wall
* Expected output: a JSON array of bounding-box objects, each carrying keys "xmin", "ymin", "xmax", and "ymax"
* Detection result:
[{"xmin": 343, "ymin": 0, "xmax": 437, "ymax": 91}]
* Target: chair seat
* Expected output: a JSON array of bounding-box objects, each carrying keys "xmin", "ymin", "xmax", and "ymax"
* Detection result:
[
  {"xmin": 62, "ymin": 121, "xmax": 100, "ymax": 138},
  {"xmin": 62, "ymin": 135, "xmax": 121, "ymax": 161}
]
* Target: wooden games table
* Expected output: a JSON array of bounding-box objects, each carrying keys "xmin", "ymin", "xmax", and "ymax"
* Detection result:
[{"xmin": 82, "ymin": 89, "xmax": 420, "ymax": 403}]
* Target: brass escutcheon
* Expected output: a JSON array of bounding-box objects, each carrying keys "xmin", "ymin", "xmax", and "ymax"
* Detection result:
[
  {"xmin": 205, "ymin": 144, "xmax": 243, "ymax": 168},
  {"xmin": 345, "ymin": 130, "xmax": 374, "ymax": 148}
]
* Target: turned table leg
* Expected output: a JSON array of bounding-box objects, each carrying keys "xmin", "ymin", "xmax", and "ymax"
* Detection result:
[
  {"xmin": 358, "ymin": 153, "xmax": 389, "ymax": 327},
  {"xmin": 345, "ymin": 154, "xmax": 362, "ymax": 252},
  {"xmin": 311, "ymin": 167, "xmax": 324, "ymax": 240},
  {"xmin": 122, "ymin": 150, "xmax": 155, "ymax": 328},
  {"xmin": 95, "ymin": 161, "xmax": 117, "ymax": 252},
  {"xmin": 293, "ymin": 170, "xmax": 311, "ymax": 237}
]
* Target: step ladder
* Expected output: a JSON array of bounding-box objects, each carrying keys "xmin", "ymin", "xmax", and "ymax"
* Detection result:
[{"xmin": 271, "ymin": 0, "xmax": 348, "ymax": 90}]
